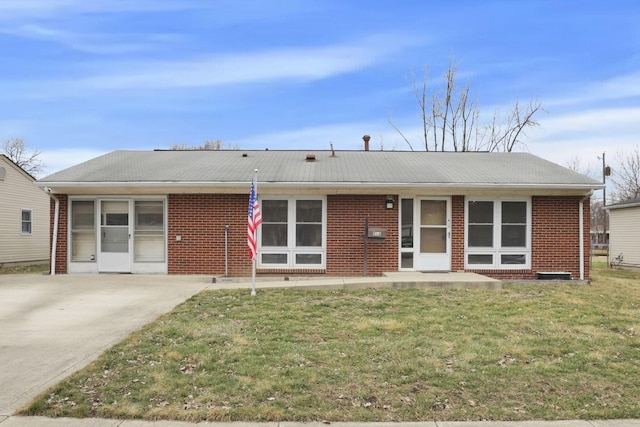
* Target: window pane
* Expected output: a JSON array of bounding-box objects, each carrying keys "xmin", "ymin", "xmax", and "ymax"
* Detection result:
[
  {"xmin": 421, "ymin": 200, "xmax": 446, "ymax": 226},
  {"xmin": 401, "ymin": 252, "xmax": 413, "ymax": 268},
  {"xmin": 296, "ymin": 224, "xmax": 322, "ymax": 246},
  {"xmin": 22, "ymin": 210, "xmax": 31, "ymax": 221},
  {"xmin": 135, "ymin": 201, "xmax": 163, "ymax": 229},
  {"xmin": 420, "ymin": 228, "xmax": 446, "ymax": 253},
  {"xmin": 72, "ymin": 201, "xmax": 95, "ymax": 229},
  {"xmin": 468, "ymin": 225, "xmax": 493, "ymax": 247},
  {"xmin": 106, "ymin": 213, "xmax": 128, "ymax": 226},
  {"xmin": 101, "ymin": 227, "xmax": 128, "ymax": 253},
  {"xmin": 296, "ymin": 253, "xmax": 322, "ymax": 265},
  {"xmin": 401, "ymin": 199, "xmax": 413, "ymax": 248},
  {"xmin": 262, "ymin": 200, "xmax": 288, "ymax": 222},
  {"xmin": 468, "ymin": 201, "xmax": 493, "ymax": 223},
  {"xmin": 262, "ymin": 253, "xmax": 287, "ymax": 264},
  {"xmin": 296, "ymin": 200, "xmax": 322, "ymax": 222},
  {"xmin": 262, "ymin": 224, "xmax": 287, "ymax": 246},
  {"xmin": 502, "ymin": 202, "xmax": 526, "ymax": 224},
  {"xmin": 134, "ymin": 201, "xmax": 164, "ymax": 262},
  {"xmin": 134, "ymin": 235, "xmax": 164, "ymax": 262},
  {"xmin": 468, "ymin": 254, "xmax": 493, "ymax": 265},
  {"xmin": 501, "ymin": 225, "xmax": 526, "ymax": 247},
  {"xmin": 501, "ymin": 254, "xmax": 526, "ymax": 265},
  {"xmin": 72, "ymin": 201, "xmax": 96, "ymax": 262},
  {"xmin": 72, "ymin": 231, "xmax": 95, "ymax": 262},
  {"xmin": 22, "ymin": 220, "xmax": 31, "ymax": 234}
]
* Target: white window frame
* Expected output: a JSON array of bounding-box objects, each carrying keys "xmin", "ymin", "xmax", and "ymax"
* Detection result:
[
  {"xmin": 21, "ymin": 209, "xmax": 32, "ymax": 235},
  {"xmin": 465, "ymin": 197, "xmax": 531, "ymax": 269},
  {"xmin": 258, "ymin": 196, "xmax": 326, "ymax": 269},
  {"xmin": 69, "ymin": 199, "xmax": 97, "ymax": 262}
]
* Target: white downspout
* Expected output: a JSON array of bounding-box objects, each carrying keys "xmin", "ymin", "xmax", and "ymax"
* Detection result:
[
  {"xmin": 579, "ymin": 192, "xmax": 593, "ymax": 281},
  {"xmin": 579, "ymin": 199, "xmax": 584, "ymax": 280},
  {"xmin": 46, "ymin": 188, "xmax": 60, "ymax": 275}
]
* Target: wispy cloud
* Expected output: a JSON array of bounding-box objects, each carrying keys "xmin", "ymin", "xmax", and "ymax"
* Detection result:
[
  {"xmin": 0, "ymin": 24, "xmax": 173, "ymax": 54},
  {"xmin": 20, "ymin": 34, "xmax": 420, "ymax": 93},
  {"xmin": 528, "ymin": 105, "xmax": 640, "ymax": 167},
  {"xmin": 546, "ymin": 71, "xmax": 640, "ymax": 107},
  {"xmin": 0, "ymin": 0, "xmax": 200, "ymax": 19}
]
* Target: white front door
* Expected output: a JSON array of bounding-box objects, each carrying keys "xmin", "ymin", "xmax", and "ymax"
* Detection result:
[
  {"xmin": 99, "ymin": 200, "xmax": 131, "ymax": 273},
  {"xmin": 415, "ymin": 198, "xmax": 451, "ymax": 271}
]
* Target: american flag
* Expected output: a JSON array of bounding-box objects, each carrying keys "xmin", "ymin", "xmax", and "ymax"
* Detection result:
[{"xmin": 247, "ymin": 178, "xmax": 262, "ymax": 260}]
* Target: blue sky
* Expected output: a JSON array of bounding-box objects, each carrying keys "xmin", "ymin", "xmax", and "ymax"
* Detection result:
[{"xmin": 1, "ymin": 0, "xmax": 638, "ymax": 179}]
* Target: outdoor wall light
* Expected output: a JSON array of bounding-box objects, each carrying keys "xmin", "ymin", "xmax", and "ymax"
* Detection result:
[{"xmin": 386, "ymin": 196, "xmax": 394, "ymax": 209}]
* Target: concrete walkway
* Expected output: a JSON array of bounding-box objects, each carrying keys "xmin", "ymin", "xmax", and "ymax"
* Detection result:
[{"xmin": 1, "ymin": 273, "xmax": 636, "ymax": 427}]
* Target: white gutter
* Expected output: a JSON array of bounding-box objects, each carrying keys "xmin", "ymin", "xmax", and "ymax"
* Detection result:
[{"xmin": 36, "ymin": 181, "xmax": 604, "ymax": 191}]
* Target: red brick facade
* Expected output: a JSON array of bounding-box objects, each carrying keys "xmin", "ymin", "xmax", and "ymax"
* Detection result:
[{"xmin": 50, "ymin": 193, "xmax": 591, "ymax": 280}]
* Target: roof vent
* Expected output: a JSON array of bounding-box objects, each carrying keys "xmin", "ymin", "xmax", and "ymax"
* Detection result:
[
  {"xmin": 362, "ymin": 134, "xmax": 371, "ymax": 151},
  {"xmin": 305, "ymin": 153, "xmax": 316, "ymax": 162},
  {"xmin": 242, "ymin": 152, "xmax": 248, "ymax": 157}
]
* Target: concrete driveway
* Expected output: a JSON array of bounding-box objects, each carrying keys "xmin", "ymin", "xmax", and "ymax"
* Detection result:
[{"xmin": 0, "ymin": 274, "xmax": 211, "ymax": 416}]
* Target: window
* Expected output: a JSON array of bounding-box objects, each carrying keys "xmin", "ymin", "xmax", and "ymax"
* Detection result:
[
  {"xmin": 260, "ymin": 197, "xmax": 325, "ymax": 267},
  {"xmin": 71, "ymin": 200, "xmax": 96, "ymax": 261},
  {"xmin": 466, "ymin": 198, "xmax": 530, "ymax": 269},
  {"xmin": 400, "ymin": 198, "xmax": 414, "ymax": 269},
  {"xmin": 21, "ymin": 210, "xmax": 32, "ymax": 234},
  {"xmin": 134, "ymin": 201, "xmax": 165, "ymax": 262}
]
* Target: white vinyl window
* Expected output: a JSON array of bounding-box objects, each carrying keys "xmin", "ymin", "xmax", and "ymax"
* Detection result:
[
  {"xmin": 21, "ymin": 210, "xmax": 32, "ymax": 235},
  {"xmin": 465, "ymin": 198, "xmax": 531, "ymax": 269},
  {"xmin": 259, "ymin": 197, "xmax": 325, "ymax": 268},
  {"xmin": 134, "ymin": 200, "xmax": 165, "ymax": 262},
  {"xmin": 70, "ymin": 200, "xmax": 96, "ymax": 262}
]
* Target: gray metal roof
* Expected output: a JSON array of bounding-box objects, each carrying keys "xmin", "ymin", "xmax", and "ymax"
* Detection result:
[
  {"xmin": 606, "ymin": 197, "xmax": 640, "ymax": 210},
  {"xmin": 38, "ymin": 150, "xmax": 601, "ymax": 190}
]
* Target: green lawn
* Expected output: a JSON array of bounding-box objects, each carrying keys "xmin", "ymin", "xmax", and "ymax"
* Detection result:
[{"xmin": 20, "ymin": 266, "xmax": 640, "ymax": 422}]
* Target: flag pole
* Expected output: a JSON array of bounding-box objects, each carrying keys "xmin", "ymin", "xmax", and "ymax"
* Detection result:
[{"xmin": 251, "ymin": 169, "xmax": 258, "ymax": 296}]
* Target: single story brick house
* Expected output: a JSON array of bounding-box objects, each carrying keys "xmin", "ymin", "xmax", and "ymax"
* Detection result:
[
  {"xmin": 606, "ymin": 197, "xmax": 640, "ymax": 270},
  {"xmin": 36, "ymin": 149, "xmax": 601, "ymax": 280}
]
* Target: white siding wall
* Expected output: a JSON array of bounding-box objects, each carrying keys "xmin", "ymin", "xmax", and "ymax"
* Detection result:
[
  {"xmin": 0, "ymin": 157, "xmax": 50, "ymax": 264},
  {"xmin": 608, "ymin": 206, "xmax": 640, "ymax": 267}
]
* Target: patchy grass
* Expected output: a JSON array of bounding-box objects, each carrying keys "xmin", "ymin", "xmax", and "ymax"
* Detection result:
[
  {"xmin": 0, "ymin": 263, "xmax": 49, "ymax": 275},
  {"xmin": 20, "ymin": 266, "xmax": 640, "ymax": 422}
]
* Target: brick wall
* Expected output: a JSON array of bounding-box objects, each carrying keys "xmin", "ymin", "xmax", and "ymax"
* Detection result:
[
  {"xmin": 451, "ymin": 195, "xmax": 465, "ymax": 271},
  {"xmin": 468, "ymin": 195, "xmax": 591, "ymax": 280},
  {"xmin": 49, "ymin": 194, "xmax": 68, "ymax": 274},
  {"xmin": 168, "ymin": 194, "xmax": 251, "ymax": 275},
  {"xmin": 50, "ymin": 193, "xmax": 591, "ymax": 280},
  {"xmin": 326, "ymin": 195, "xmax": 399, "ymax": 276},
  {"xmin": 168, "ymin": 194, "xmax": 400, "ymax": 276}
]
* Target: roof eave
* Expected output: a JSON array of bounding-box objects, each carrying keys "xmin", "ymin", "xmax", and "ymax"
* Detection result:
[{"xmin": 37, "ymin": 180, "xmax": 602, "ymax": 192}]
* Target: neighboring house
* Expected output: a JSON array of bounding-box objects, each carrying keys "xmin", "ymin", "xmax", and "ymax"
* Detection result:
[
  {"xmin": 0, "ymin": 154, "xmax": 50, "ymax": 266},
  {"xmin": 36, "ymin": 149, "xmax": 601, "ymax": 280},
  {"xmin": 606, "ymin": 197, "xmax": 640, "ymax": 270}
]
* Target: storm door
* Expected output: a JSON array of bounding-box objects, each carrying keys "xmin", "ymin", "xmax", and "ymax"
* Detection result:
[
  {"xmin": 415, "ymin": 198, "xmax": 451, "ymax": 271},
  {"xmin": 98, "ymin": 200, "xmax": 131, "ymax": 272}
]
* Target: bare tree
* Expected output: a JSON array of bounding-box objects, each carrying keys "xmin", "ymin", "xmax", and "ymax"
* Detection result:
[
  {"xmin": 611, "ymin": 145, "xmax": 640, "ymax": 201},
  {"xmin": 391, "ymin": 56, "xmax": 543, "ymax": 152},
  {"xmin": 170, "ymin": 139, "xmax": 239, "ymax": 150},
  {"xmin": 565, "ymin": 155, "xmax": 597, "ymax": 179},
  {"xmin": 1, "ymin": 138, "xmax": 46, "ymax": 177}
]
